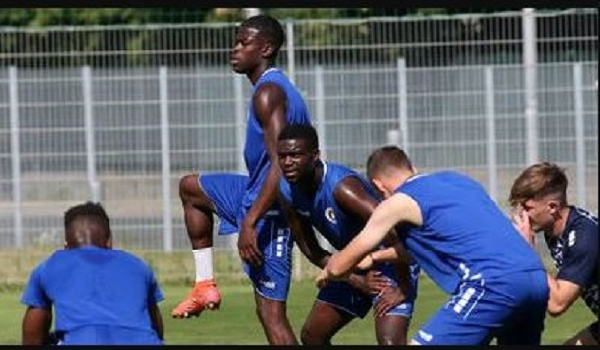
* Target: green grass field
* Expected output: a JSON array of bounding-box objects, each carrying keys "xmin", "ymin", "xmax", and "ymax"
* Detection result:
[{"xmin": 1, "ymin": 275, "xmax": 594, "ymax": 345}]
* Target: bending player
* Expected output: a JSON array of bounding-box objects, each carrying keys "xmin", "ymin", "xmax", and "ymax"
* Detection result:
[
  {"xmin": 510, "ymin": 162, "xmax": 598, "ymax": 345},
  {"xmin": 318, "ymin": 146, "xmax": 549, "ymax": 345},
  {"xmin": 277, "ymin": 125, "xmax": 419, "ymax": 345}
]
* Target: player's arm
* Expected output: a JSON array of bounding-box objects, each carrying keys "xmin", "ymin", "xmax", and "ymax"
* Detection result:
[
  {"xmin": 333, "ymin": 178, "xmax": 412, "ymax": 295},
  {"xmin": 22, "ymin": 306, "xmax": 52, "ymax": 345},
  {"xmin": 149, "ymin": 303, "xmax": 164, "ymax": 341},
  {"xmin": 238, "ymin": 83, "xmax": 288, "ymax": 266},
  {"xmin": 546, "ymin": 225, "xmax": 597, "ymax": 316},
  {"xmin": 321, "ymin": 193, "xmax": 422, "ymax": 282},
  {"xmin": 546, "ymin": 276, "xmax": 582, "ymax": 317},
  {"xmin": 334, "ymin": 178, "xmax": 413, "ymax": 266},
  {"xmin": 279, "ymin": 192, "xmax": 331, "ymax": 268}
]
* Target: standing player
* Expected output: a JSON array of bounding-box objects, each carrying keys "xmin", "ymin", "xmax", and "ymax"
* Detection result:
[
  {"xmin": 21, "ymin": 202, "xmax": 164, "ymax": 345},
  {"xmin": 171, "ymin": 15, "xmax": 311, "ymax": 344},
  {"xmin": 276, "ymin": 124, "xmax": 420, "ymax": 345},
  {"xmin": 510, "ymin": 162, "xmax": 598, "ymax": 345},
  {"xmin": 317, "ymin": 146, "xmax": 550, "ymax": 345}
]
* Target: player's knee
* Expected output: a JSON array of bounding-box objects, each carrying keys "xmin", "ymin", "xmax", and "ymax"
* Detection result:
[{"xmin": 256, "ymin": 302, "xmax": 286, "ymax": 330}]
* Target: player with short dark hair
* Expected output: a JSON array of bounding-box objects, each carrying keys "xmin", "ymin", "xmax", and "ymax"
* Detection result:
[
  {"xmin": 171, "ymin": 14, "xmax": 312, "ymax": 344},
  {"xmin": 21, "ymin": 202, "xmax": 164, "ymax": 345},
  {"xmin": 277, "ymin": 125, "xmax": 420, "ymax": 345},
  {"xmin": 510, "ymin": 162, "xmax": 598, "ymax": 345},
  {"xmin": 318, "ymin": 146, "xmax": 550, "ymax": 345}
]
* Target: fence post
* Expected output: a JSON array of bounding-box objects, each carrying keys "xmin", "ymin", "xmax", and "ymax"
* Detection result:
[
  {"xmin": 9, "ymin": 66, "xmax": 23, "ymax": 248},
  {"xmin": 573, "ymin": 63, "xmax": 586, "ymax": 208},
  {"xmin": 82, "ymin": 66, "xmax": 101, "ymax": 203},
  {"xmin": 522, "ymin": 8, "xmax": 538, "ymax": 165},
  {"xmin": 485, "ymin": 66, "xmax": 498, "ymax": 202},
  {"xmin": 159, "ymin": 66, "xmax": 173, "ymax": 252},
  {"xmin": 286, "ymin": 20, "xmax": 296, "ymax": 84},
  {"xmin": 234, "ymin": 74, "xmax": 246, "ymax": 174},
  {"xmin": 315, "ymin": 65, "xmax": 327, "ymax": 160},
  {"xmin": 397, "ymin": 57, "xmax": 409, "ymax": 153}
]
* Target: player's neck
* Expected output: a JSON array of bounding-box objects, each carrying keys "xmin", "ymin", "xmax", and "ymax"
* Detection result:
[
  {"xmin": 298, "ymin": 161, "xmax": 324, "ymax": 195},
  {"xmin": 552, "ymin": 206, "xmax": 571, "ymax": 238},
  {"xmin": 247, "ymin": 63, "xmax": 276, "ymax": 85}
]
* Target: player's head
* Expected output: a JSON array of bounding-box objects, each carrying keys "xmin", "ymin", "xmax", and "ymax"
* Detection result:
[
  {"xmin": 277, "ymin": 124, "xmax": 320, "ymax": 184},
  {"xmin": 509, "ymin": 162, "xmax": 569, "ymax": 233},
  {"xmin": 366, "ymin": 146, "xmax": 415, "ymax": 199},
  {"xmin": 64, "ymin": 201, "xmax": 112, "ymax": 249},
  {"xmin": 231, "ymin": 15, "xmax": 284, "ymax": 74}
]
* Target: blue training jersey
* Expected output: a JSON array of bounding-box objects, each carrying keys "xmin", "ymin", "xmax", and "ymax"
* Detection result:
[
  {"xmin": 396, "ymin": 171, "xmax": 545, "ymax": 294},
  {"xmin": 545, "ymin": 206, "xmax": 598, "ymax": 317},
  {"xmin": 279, "ymin": 162, "xmax": 378, "ymax": 250},
  {"xmin": 243, "ymin": 68, "xmax": 312, "ymax": 211},
  {"xmin": 22, "ymin": 246, "xmax": 163, "ymax": 345}
]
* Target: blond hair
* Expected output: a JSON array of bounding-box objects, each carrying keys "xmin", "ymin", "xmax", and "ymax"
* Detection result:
[{"xmin": 509, "ymin": 162, "xmax": 568, "ymax": 207}]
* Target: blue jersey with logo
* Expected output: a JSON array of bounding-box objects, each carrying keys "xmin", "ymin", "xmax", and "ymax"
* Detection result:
[
  {"xmin": 21, "ymin": 246, "xmax": 163, "ymax": 345},
  {"xmin": 279, "ymin": 162, "xmax": 377, "ymax": 250},
  {"xmin": 243, "ymin": 68, "xmax": 312, "ymax": 211},
  {"xmin": 545, "ymin": 206, "xmax": 598, "ymax": 317},
  {"xmin": 396, "ymin": 171, "xmax": 545, "ymax": 294}
]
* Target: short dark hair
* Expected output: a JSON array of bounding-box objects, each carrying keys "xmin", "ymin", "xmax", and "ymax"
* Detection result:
[
  {"xmin": 278, "ymin": 124, "xmax": 319, "ymax": 151},
  {"xmin": 366, "ymin": 146, "xmax": 413, "ymax": 179},
  {"xmin": 509, "ymin": 162, "xmax": 568, "ymax": 207},
  {"xmin": 240, "ymin": 14, "xmax": 284, "ymax": 60},
  {"xmin": 64, "ymin": 201, "xmax": 110, "ymax": 235}
]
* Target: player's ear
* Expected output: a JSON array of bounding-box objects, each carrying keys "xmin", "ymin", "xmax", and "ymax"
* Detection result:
[
  {"xmin": 371, "ymin": 178, "xmax": 387, "ymax": 196},
  {"xmin": 548, "ymin": 200, "xmax": 560, "ymax": 216},
  {"xmin": 261, "ymin": 42, "xmax": 275, "ymax": 60}
]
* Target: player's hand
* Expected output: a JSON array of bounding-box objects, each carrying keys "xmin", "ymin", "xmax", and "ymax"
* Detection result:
[
  {"xmin": 511, "ymin": 205, "xmax": 535, "ymax": 247},
  {"xmin": 355, "ymin": 253, "xmax": 375, "ymax": 271},
  {"xmin": 373, "ymin": 285, "xmax": 406, "ymax": 318},
  {"xmin": 315, "ymin": 268, "xmax": 330, "ymax": 289},
  {"xmin": 364, "ymin": 270, "xmax": 393, "ymax": 295},
  {"xmin": 238, "ymin": 219, "xmax": 263, "ymax": 267},
  {"xmin": 316, "ymin": 264, "xmax": 352, "ymax": 289}
]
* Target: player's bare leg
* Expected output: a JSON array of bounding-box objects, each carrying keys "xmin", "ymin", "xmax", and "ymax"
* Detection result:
[
  {"xmin": 300, "ymin": 301, "xmax": 354, "ymax": 345},
  {"xmin": 254, "ymin": 293, "xmax": 298, "ymax": 344},
  {"xmin": 375, "ymin": 314, "xmax": 410, "ymax": 345},
  {"xmin": 172, "ymin": 174, "xmax": 222, "ymax": 318}
]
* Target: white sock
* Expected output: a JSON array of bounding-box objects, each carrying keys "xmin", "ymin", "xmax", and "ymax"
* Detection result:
[{"xmin": 193, "ymin": 248, "xmax": 214, "ymax": 282}]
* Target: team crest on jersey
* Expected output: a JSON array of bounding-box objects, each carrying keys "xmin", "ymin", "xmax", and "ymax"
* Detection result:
[{"xmin": 325, "ymin": 207, "xmax": 337, "ymax": 224}]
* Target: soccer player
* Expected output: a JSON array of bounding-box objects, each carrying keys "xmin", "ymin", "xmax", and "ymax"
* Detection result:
[
  {"xmin": 171, "ymin": 15, "xmax": 311, "ymax": 344},
  {"xmin": 317, "ymin": 146, "xmax": 550, "ymax": 345},
  {"xmin": 276, "ymin": 125, "xmax": 420, "ymax": 345},
  {"xmin": 21, "ymin": 202, "xmax": 164, "ymax": 345},
  {"xmin": 510, "ymin": 162, "xmax": 598, "ymax": 345}
]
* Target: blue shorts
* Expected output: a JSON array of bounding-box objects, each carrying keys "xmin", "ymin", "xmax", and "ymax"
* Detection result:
[
  {"xmin": 412, "ymin": 269, "xmax": 548, "ymax": 345},
  {"xmin": 199, "ymin": 173, "xmax": 293, "ymax": 301},
  {"xmin": 317, "ymin": 261, "xmax": 420, "ymax": 319}
]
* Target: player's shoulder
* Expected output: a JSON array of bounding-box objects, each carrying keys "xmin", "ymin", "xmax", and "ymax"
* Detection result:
[
  {"xmin": 567, "ymin": 207, "xmax": 598, "ymax": 241},
  {"xmin": 570, "ymin": 207, "xmax": 598, "ymax": 228},
  {"xmin": 111, "ymin": 249, "xmax": 154, "ymax": 270}
]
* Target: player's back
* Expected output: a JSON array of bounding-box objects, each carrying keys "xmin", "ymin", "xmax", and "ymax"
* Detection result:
[
  {"xmin": 35, "ymin": 247, "xmax": 163, "ymax": 345},
  {"xmin": 243, "ymin": 68, "xmax": 312, "ymax": 208},
  {"xmin": 396, "ymin": 171, "xmax": 545, "ymax": 294},
  {"xmin": 280, "ymin": 162, "xmax": 375, "ymax": 250}
]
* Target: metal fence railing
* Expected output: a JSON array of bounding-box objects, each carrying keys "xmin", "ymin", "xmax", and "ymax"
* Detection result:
[{"xmin": 0, "ymin": 10, "xmax": 597, "ymax": 277}]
